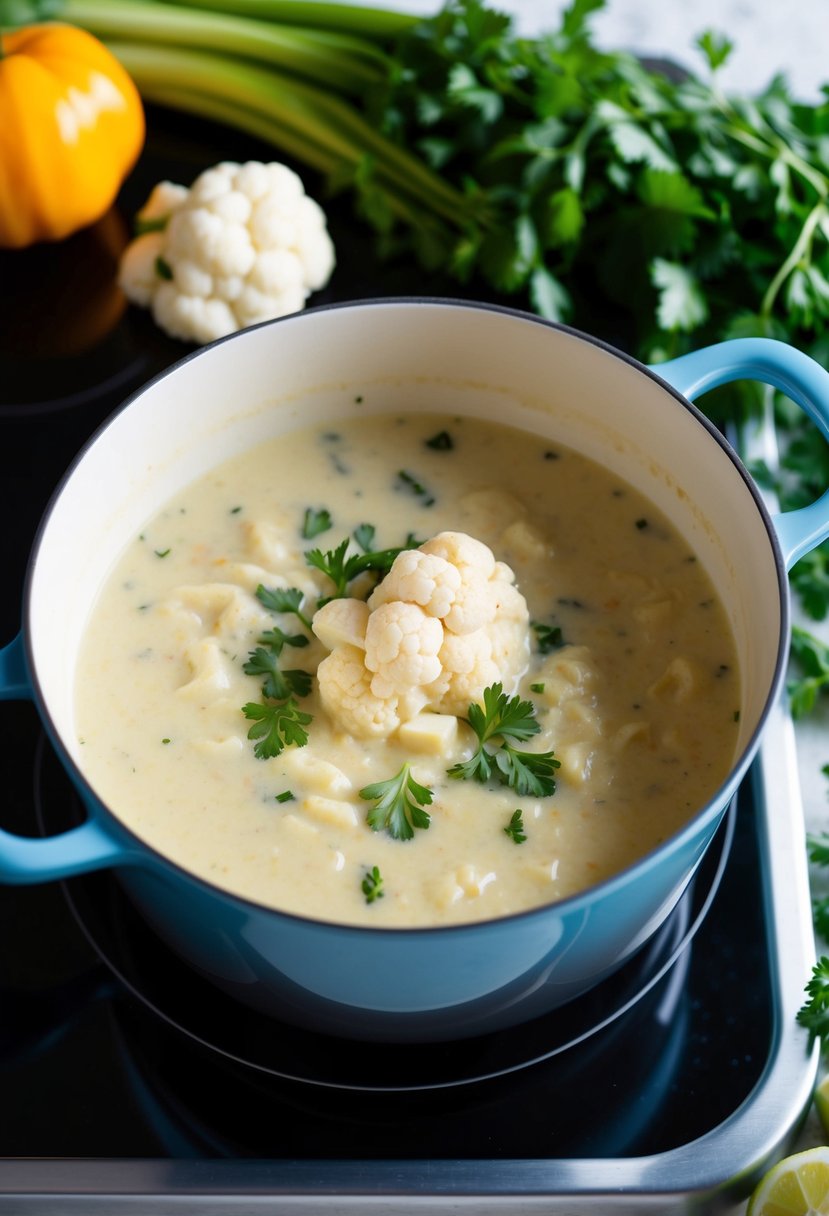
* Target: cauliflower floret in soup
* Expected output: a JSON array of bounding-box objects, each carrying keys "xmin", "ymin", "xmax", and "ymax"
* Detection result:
[{"xmin": 313, "ymin": 531, "xmax": 531, "ymax": 739}]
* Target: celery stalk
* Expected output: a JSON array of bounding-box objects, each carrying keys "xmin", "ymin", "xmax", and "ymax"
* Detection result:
[
  {"xmin": 111, "ymin": 41, "xmax": 365, "ymax": 160},
  {"xmin": 63, "ymin": 0, "xmax": 389, "ymax": 94},
  {"xmin": 107, "ymin": 41, "xmax": 469, "ymax": 228},
  {"xmin": 163, "ymin": 0, "xmax": 420, "ymax": 40},
  {"xmin": 281, "ymin": 72, "xmax": 466, "ymax": 219},
  {"xmin": 134, "ymin": 83, "xmax": 342, "ymax": 177},
  {"xmin": 133, "ymin": 82, "xmax": 442, "ymax": 234}
]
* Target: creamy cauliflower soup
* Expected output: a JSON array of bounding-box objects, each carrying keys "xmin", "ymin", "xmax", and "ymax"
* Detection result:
[{"xmin": 74, "ymin": 412, "xmax": 741, "ymax": 927}]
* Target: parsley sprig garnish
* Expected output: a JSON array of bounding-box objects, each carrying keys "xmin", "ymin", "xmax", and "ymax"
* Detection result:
[
  {"xmin": 242, "ymin": 584, "xmax": 314, "ymax": 759},
  {"xmin": 448, "ymin": 683, "xmax": 560, "ymax": 796},
  {"xmin": 242, "ymin": 699, "xmax": 313, "ymax": 760},
  {"xmin": 359, "ymin": 763, "xmax": 433, "ymax": 841},
  {"xmin": 305, "ymin": 534, "xmax": 420, "ymax": 602},
  {"xmin": 255, "ymin": 584, "xmax": 313, "ymax": 632},
  {"xmin": 242, "ymin": 649, "xmax": 312, "ymax": 701}
]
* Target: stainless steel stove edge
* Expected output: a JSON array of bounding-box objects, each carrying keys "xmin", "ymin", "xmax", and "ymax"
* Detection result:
[{"xmin": 0, "ymin": 700, "xmax": 818, "ymax": 1216}]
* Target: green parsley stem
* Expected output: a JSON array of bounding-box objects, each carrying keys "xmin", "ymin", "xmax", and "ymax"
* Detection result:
[{"xmin": 761, "ymin": 201, "xmax": 829, "ymax": 318}]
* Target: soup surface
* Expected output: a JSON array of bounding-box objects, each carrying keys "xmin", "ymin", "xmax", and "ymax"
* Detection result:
[{"xmin": 74, "ymin": 412, "xmax": 741, "ymax": 926}]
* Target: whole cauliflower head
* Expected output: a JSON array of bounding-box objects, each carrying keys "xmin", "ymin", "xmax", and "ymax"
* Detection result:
[
  {"xmin": 314, "ymin": 531, "xmax": 531, "ymax": 738},
  {"xmin": 118, "ymin": 161, "xmax": 335, "ymax": 345}
]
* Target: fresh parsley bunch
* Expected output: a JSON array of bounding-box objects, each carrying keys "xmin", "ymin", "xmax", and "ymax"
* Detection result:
[
  {"xmin": 373, "ymin": 0, "xmax": 829, "ymax": 668},
  {"xmin": 375, "ymin": 0, "xmax": 829, "ymax": 359}
]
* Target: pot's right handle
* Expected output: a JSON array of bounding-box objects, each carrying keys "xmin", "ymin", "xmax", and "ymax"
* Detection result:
[
  {"xmin": 651, "ymin": 337, "xmax": 829, "ymax": 570},
  {"xmin": 0, "ymin": 634, "xmax": 134, "ymax": 884}
]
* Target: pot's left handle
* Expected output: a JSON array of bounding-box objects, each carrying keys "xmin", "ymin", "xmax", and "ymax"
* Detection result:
[
  {"xmin": 651, "ymin": 337, "xmax": 829, "ymax": 570},
  {"xmin": 0, "ymin": 634, "xmax": 133, "ymax": 884}
]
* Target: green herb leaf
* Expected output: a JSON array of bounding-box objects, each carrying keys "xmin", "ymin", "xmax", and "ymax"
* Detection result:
[
  {"xmin": 275, "ymin": 790, "xmax": 295, "ymax": 803},
  {"xmin": 257, "ymin": 626, "xmax": 310, "ymax": 656},
  {"xmin": 530, "ymin": 266, "xmax": 571, "ymax": 322},
  {"xmin": 788, "ymin": 625, "xmax": 829, "ymax": 718},
  {"xmin": 448, "ymin": 683, "xmax": 559, "ymax": 795},
  {"xmin": 806, "ymin": 833, "xmax": 829, "ymax": 945},
  {"xmin": 255, "ymin": 584, "xmax": 313, "ymax": 632},
  {"xmin": 361, "ymin": 864, "xmax": 385, "ymax": 903},
  {"xmin": 242, "ymin": 699, "xmax": 313, "ymax": 760},
  {"xmin": 447, "ymin": 62, "xmax": 503, "ymax": 123},
  {"xmin": 650, "ymin": 259, "xmax": 709, "ymax": 332},
  {"xmin": 155, "ymin": 255, "xmax": 174, "ymax": 281},
  {"xmin": 598, "ymin": 101, "xmax": 675, "ymax": 172},
  {"xmin": 302, "ymin": 507, "xmax": 333, "ymax": 540},
  {"xmin": 353, "ymin": 523, "xmax": 377, "ymax": 551},
  {"xmin": 305, "ymin": 534, "xmax": 420, "ymax": 600},
  {"xmin": 545, "ymin": 187, "xmax": 585, "ymax": 249},
  {"xmin": 397, "ymin": 469, "xmax": 436, "ymax": 506},
  {"xmin": 504, "ymin": 808, "xmax": 527, "ymax": 843},
  {"xmin": 305, "ymin": 538, "xmax": 352, "ymax": 598},
  {"xmin": 243, "ymin": 648, "xmax": 312, "ymax": 700},
  {"xmin": 696, "ymin": 29, "xmax": 734, "ymax": 71},
  {"xmin": 493, "ymin": 743, "xmax": 560, "ymax": 797},
  {"xmin": 425, "ymin": 430, "xmax": 454, "ymax": 450},
  {"xmin": 359, "ymin": 763, "xmax": 433, "ymax": 841},
  {"xmin": 798, "ymin": 956, "xmax": 829, "ymax": 1042},
  {"xmin": 809, "ymin": 833, "xmax": 829, "ymax": 868},
  {"xmin": 532, "ymin": 621, "xmax": 564, "ymax": 653},
  {"xmin": 467, "ymin": 683, "xmax": 542, "ymax": 747}
]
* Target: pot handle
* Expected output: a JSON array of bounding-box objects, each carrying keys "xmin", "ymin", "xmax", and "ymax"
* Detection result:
[
  {"xmin": 0, "ymin": 633, "xmax": 133, "ymax": 884},
  {"xmin": 651, "ymin": 337, "xmax": 829, "ymax": 570}
]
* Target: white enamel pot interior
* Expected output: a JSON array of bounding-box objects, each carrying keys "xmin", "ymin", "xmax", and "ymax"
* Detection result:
[{"xmin": 8, "ymin": 298, "xmax": 821, "ymax": 1042}]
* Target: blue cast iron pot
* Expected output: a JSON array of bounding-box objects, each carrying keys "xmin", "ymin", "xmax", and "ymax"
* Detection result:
[{"xmin": 1, "ymin": 299, "xmax": 828, "ymax": 1042}]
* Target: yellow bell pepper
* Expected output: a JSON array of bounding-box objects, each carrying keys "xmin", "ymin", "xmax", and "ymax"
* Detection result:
[{"xmin": 0, "ymin": 23, "xmax": 145, "ymax": 249}]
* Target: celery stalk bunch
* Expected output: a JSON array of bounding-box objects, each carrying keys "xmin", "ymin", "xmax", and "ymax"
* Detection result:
[{"xmin": 30, "ymin": 0, "xmax": 473, "ymax": 242}]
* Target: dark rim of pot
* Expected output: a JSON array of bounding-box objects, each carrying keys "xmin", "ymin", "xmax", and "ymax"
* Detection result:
[{"xmin": 21, "ymin": 296, "xmax": 791, "ymax": 936}]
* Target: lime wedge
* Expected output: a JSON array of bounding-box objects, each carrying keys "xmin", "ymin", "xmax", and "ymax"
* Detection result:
[{"xmin": 748, "ymin": 1146, "xmax": 829, "ymax": 1215}]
